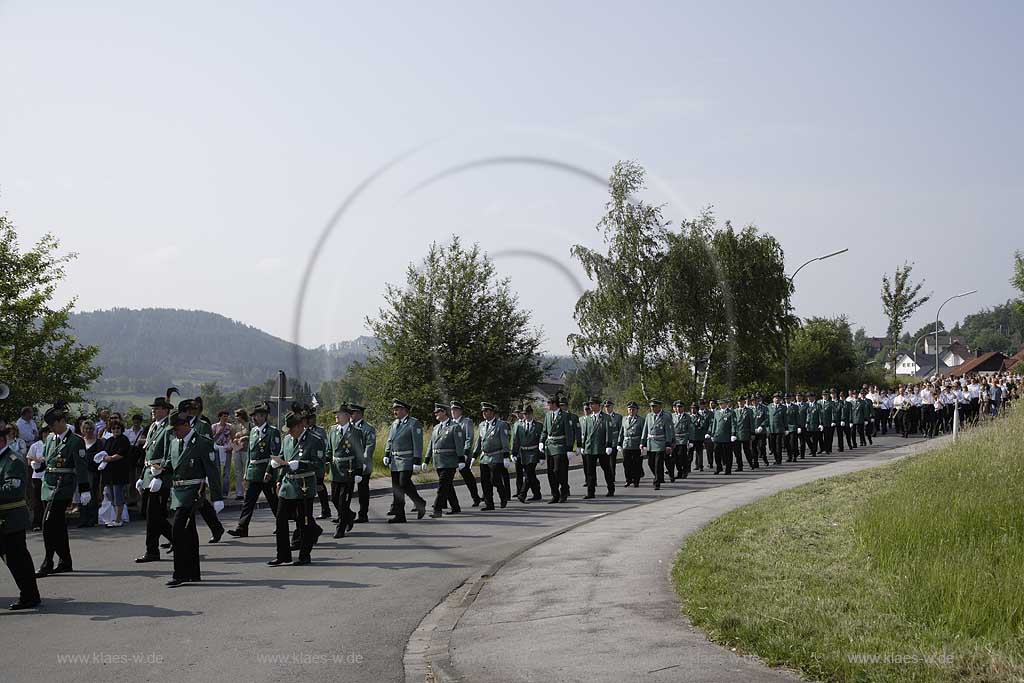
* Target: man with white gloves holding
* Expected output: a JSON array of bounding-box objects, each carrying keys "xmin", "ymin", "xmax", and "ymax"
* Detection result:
[
  {"xmin": 36, "ymin": 403, "xmax": 91, "ymax": 578},
  {"xmin": 162, "ymin": 409, "xmax": 224, "ymax": 586},
  {"xmin": 472, "ymin": 402, "xmax": 511, "ymax": 510},
  {"xmin": 135, "ymin": 393, "xmax": 175, "ymax": 563},
  {"xmin": 268, "ymin": 410, "xmax": 322, "ymax": 565},
  {"xmin": 579, "ymin": 397, "xmax": 613, "ymax": 499},
  {"xmin": 383, "ymin": 399, "xmax": 427, "ymax": 524},
  {"xmin": 710, "ymin": 397, "xmax": 739, "ymax": 475}
]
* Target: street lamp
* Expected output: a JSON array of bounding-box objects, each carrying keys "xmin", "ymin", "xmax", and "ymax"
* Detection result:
[
  {"xmin": 785, "ymin": 248, "xmax": 849, "ymax": 392},
  {"xmin": 934, "ymin": 290, "xmax": 977, "ymax": 380}
]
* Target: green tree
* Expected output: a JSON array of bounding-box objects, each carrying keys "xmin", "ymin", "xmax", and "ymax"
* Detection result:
[
  {"xmin": 788, "ymin": 316, "xmax": 858, "ymax": 390},
  {"xmin": 363, "ymin": 236, "xmax": 545, "ymax": 423},
  {"xmin": 1013, "ymin": 250, "xmax": 1024, "ymax": 314},
  {"xmin": 0, "ymin": 214, "xmax": 101, "ymax": 410},
  {"xmin": 665, "ymin": 208, "xmax": 792, "ymax": 396},
  {"xmin": 881, "ymin": 263, "xmax": 931, "ymax": 380},
  {"xmin": 569, "ymin": 160, "xmax": 670, "ymax": 400}
]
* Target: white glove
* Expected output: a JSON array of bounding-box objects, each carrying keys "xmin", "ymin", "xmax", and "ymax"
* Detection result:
[
  {"xmin": 831, "ymin": 423, "xmax": 836, "ymax": 427},
  {"xmin": 135, "ymin": 478, "xmax": 145, "ymax": 493},
  {"xmin": 755, "ymin": 427, "xmax": 763, "ymax": 434},
  {"xmin": 705, "ymin": 434, "xmax": 711, "ymax": 440},
  {"xmin": 640, "ymin": 446, "xmax": 647, "ymax": 455},
  {"xmin": 819, "ymin": 425, "xmax": 824, "ymax": 432},
  {"xmin": 8, "ymin": 478, "xmax": 21, "ymax": 488},
  {"xmin": 31, "ymin": 460, "xmax": 44, "ymax": 471},
  {"xmin": 213, "ymin": 500, "xmax": 225, "ymax": 513},
  {"xmin": 538, "ymin": 441, "xmax": 545, "ymax": 452},
  {"xmin": 797, "ymin": 428, "xmax": 802, "ymax": 434},
  {"xmin": 469, "ymin": 458, "xmax": 476, "ymax": 468},
  {"xmin": 383, "ymin": 456, "xmax": 390, "ymax": 466},
  {"xmin": 503, "ymin": 458, "xmax": 512, "ymax": 469},
  {"xmin": 98, "ymin": 461, "xmax": 108, "ymax": 470},
  {"xmin": 149, "ymin": 478, "xmax": 162, "ymax": 493},
  {"xmin": 841, "ymin": 421, "xmax": 846, "ymax": 426},
  {"xmin": 288, "ymin": 460, "xmax": 300, "ymax": 471},
  {"xmin": 458, "ymin": 461, "xmax": 467, "ymax": 470},
  {"xmin": 354, "ymin": 475, "xmax": 363, "ymax": 484},
  {"xmin": 605, "ymin": 447, "xmax": 613, "ymax": 455},
  {"xmin": 80, "ymin": 491, "xmax": 92, "ymax": 506},
  {"xmin": 93, "ymin": 451, "xmax": 108, "ymax": 464},
  {"xmin": 149, "ymin": 464, "xmax": 163, "ymax": 476},
  {"xmin": 270, "ymin": 458, "xmax": 283, "ymax": 469},
  {"xmin": 730, "ymin": 436, "xmax": 737, "ymax": 442},
  {"xmin": 413, "ymin": 464, "xmax": 421, "ymax": 473}
]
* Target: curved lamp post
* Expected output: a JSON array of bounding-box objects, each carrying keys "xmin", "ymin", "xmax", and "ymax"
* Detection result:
[
  {"xmin": 785, "ymin": 248, "xmax": 849, "ymax": 393},
  {"xmin": 933, "ymin": 290, "xmax": 976, "ymax": 380}
]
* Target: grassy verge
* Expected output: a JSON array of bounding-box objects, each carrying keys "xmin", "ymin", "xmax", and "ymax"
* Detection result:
[{"xmin": 673, "ymin": 409, "xmax": 1024, "ymax": 683}]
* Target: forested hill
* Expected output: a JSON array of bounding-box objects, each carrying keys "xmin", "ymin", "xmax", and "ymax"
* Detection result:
[{"xmin": 69, "ymin": 308, "xmax": 376, "ymax": 396}]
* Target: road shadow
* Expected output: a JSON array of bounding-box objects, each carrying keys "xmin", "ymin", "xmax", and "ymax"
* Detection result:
[{"xmin": 0, "ymin": 597, "xmax": 199, "ymax": 621}]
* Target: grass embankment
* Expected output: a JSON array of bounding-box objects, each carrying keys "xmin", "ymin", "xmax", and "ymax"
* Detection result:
[{"xmin": 673, "ymin": 409, "xmax": 1024, "ymax": 683}]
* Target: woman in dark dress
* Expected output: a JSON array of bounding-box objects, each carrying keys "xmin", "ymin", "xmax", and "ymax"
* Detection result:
[{"xmin": 100, "ymin": 420, "xmax": 132, "ymax": 527}]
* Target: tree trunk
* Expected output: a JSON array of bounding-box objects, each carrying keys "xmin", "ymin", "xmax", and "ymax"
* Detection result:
[{"xmin": 700, "ymin": 346, "xmax": 714, "ymax": 399}]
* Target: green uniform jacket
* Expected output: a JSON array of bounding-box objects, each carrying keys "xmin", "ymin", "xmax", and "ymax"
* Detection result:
[
  {"xmin": 426, "ymin": 419, "xmax": 465, "ymax": 470},
  {"xmin": 473, "ymin": 419, "xmax": 510, "ymax": 465},
  {"xmin": 327, "ymin": 423, "xmax": 366, "ymax": 483},
  {"xmin": 0, "ymin": 447, "xmax": 30, "ymax": 534},
  {"xmin": 386, "ymin": 416, "xmax": 424, "ymax": 472},
  {"xmin": 819, "ymin": 400, "xmax": 835, "ymax": 426},
  {"xmin": 192, "ymin": 416, "xmax": 213, "ymax": 439},
  {"xmin": 735, "ymin": 406, "xmax": 753, "ymax": 441},
  {"xmin": 711, "ymin": 408, "xmax": 737, "ymax": 443},
  {"xmin": 604, "ymin": 412, "xmax": 623, "ymax": 451},
  {"xmin": 141, "ymin": 417, "xmax": 170, "ymax": 488},
  {"xmin": 640, "ymin": 410, "xmax": 674, "ymax": 451},
  {"xmin": 862, "ymin": 398, "xmax": 875, "ymax": 423},
  {"xmin": 768, "ymin": 403, "xmax": 787, "ymax": 434},
  {"xmin": 753, "ymin": 403, "xmax": 769, "ymax": 434},
  {"xmin": 618, "ymin": 414, "xmax": 643, "ymax": 449},
  {"xmin": 786, "ymin": 403, "xmax": 800, "ymax": 433},
  {"xmin": 672, "ymin": 412, "xmax": 694, "ymax": 444},
  {"xmin": 354, "ymin": 420, "xmax": 376, "ymax": 475},
  {"xmin": 694, "ymin": 410, "xmax": 713, "ymax": 439},
  {"xmin": 541, "ymin": 410, "xmax": 575, "ymax": 456},
  {"xmin": 579, "ymin": 412, "xmax": 610, "ymax": 455},
  {"xmin": 511, "ymin": 419, "xmax": 542, "ymax": 465},
  {"xmin": 797, "ymin": 403, "xmax": 809, "ymax": 432},
  {"xmin": 164, "ymin": 432, "xmax": 223, "ymax": 509},
  {"xmin": 851, "ymin": 399, "xmax": 865, "ymax": 423},
  {"xmin": 277, "ymin": 430, "xmax": 320, "ymax": 499},
  {"xmin": 246, "ymin": 422, "xmax": 282, "ymax": 482},
  {"xmin": 455, "ymin": 416, "xmax": 474, "ymax": 463},
  {"xmin": 806, "ymin": 402, "xmax": 821, "ymax": 430},
  {"xmin": 41, "ymin": 429, "xmax": 90, "ymax": 502}
]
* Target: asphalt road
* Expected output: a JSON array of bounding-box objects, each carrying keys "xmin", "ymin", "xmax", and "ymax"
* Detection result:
[{"xmin": 2, "ymin": 435, "xmax": 909, "ymax": 683}]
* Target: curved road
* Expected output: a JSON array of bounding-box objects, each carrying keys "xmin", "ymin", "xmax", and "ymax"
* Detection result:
[{"xmin": 3, "ymin": 435, "xmax": 908, "ymax": 682}]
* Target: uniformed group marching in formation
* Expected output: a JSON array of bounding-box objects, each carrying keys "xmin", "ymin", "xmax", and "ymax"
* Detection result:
[{"xmin": 1, "ymin": 374, "xmax": 1017, "ymax": 608}]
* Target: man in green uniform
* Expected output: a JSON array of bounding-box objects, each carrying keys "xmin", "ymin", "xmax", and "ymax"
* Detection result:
[
  {"xmin": 227, "ymin": 402, "xmax": 280, "ymax": 538},
  {"xmin": 709, "ymin": 397, "xmax": 738, "ymax": 475},
  {"xmin": 693, "ymin": 399, "xmax": 713, "ymax": 472},
  {"xmin": 163, "ymin": 409, "xmax": 224, "ymax": 586},
  {"xmin": 425, "ymin": 403, "xmax": 465, "ymax": 517},
  {"xmin": 795, "ymin": 392, "xmax": 809, "ymax": 459},
  {"xmin": 450, "ymin": 401, "xmax": 482, "ymax": 508},
  {"xmin": 640, "ymin": 398, "xmax": 674, "ymax": 490},
  {"xmin": 671, "ymin": 400, "xmax": 693, "ymax": 479},
  {"xmin": 829, "ymin": 389, "xmax": 844, "ymax": 453},
  {"xmin": 472, "ymin": 402, "xmax": 511, "ymax": 509},
  {"xmin": 767, "ymin": 392, "xmax": 787, "ymax": 465},
  {"xmin": 785, "ymin": 394, "xmax": 800, "ymax": 462},
  {"xmin": 734, "ymin": 396, "xmax": 755, "ymax": 470},
  {"xmin": 819, "ymin": 390, "xmax": 835, "ymax": 454},
  {"xmin": 601, "ymin": 400, "xmax": 622, "ymax": 488},
  {"xmin": 540, "ymin": 394, "xmax": 575, "ymax": 503},
  {"xmin": 1, "ymin": 428, "xmax": 41, "ymax": 609},
  {"xmin": 305, "ymin": 405, "xmax": 332, "ymax": 520},
  {"xmin": 37, "ymin": 403, "xmax": 91, "ymax": 578},
  {"xmin": 268, "ymin": 411, "xmax": 320, "ymax": 565},
  {"xmin": 135, "ymin": 393, "xmax": 175, "ymax": 562},
  {"xmin": 805, "ymin": 393, "xmax": 821, "ymax": 456},
  {"xmin": 183, "ymin": 399, "xmax": 224, "ymax": 543},
  {"xmin": 752, "ymin": 394, "xmax": 770, "ymax": 466},
  {"xmin": 326, "ymin": 404, "xmax": 365, "ymax": 537},
  {"xmin": 511, "ymin": 405, "xmax": 543, "ymax": 503},
  {"xmin": 618, "ymin": 401, "xmax": 644, "ymax": 487},
  {"xmin": 579, "ymin": 397, "xmax": 612, "ymax": 498},
  {"xmin": 351, "ymin": 404, "xmax": 376, "ymax": 523},
  {"xmin": 384, "ymin": 399, "xmax": 426, "ymax": 523}
]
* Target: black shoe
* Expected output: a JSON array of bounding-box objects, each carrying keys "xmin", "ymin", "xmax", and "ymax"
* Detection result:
[
  {"xmin": 481, "ymin": 503, "xmax": 496, "ymax": 511},
  {"xmin": 559, "ymin": 494, "xmax": 569, "ymax": 503},
  {"xmin": 654, "ymin": 483, "xmax": 661, "ymax": 490},
  {"xmin": 267, "ymin": 559, "xmax": 289, "ymax": 566},
  {"xmin": 226, "ymin": 529, "xmax": 247, "ymax": 538},
  {"xmin": 346, "ymin": 518, "xmax": 355, "ymax": 533},
  {"xmin": 583, "ymin": 493, "xmax": 595, "ymax": 499},
  {"xmin": 724, "ymin": 471, "xmax": 732, "ymax": 475},
  {"xmin": 623, "ymin": 482, "xmax": 631, "ymax": 488},
  {"xmin": 355, "ymin": 514, "xmax": 369, "ymax": 524},
  {"xmin": 52, "ymin": 563, "xmax": 72, "ymax": 575},
  {"xmin": 472, "ymin": 499, "xmax": 482, "ymax": 508},
  {"xmin": 387, "ymin": 517, "xmax": 407, "ymax": 524},
  {"xmin": 310, "ymin": 526, "xmax": 323, "ymax": 545},
  {"xmin": 446, "ymin": 509, "xmax": 461, "ymax": 515},
  {"xmin": 430, "ymin": 509, "xmax": 443, "ymax": 519},
  {"xmin": 500, "ymin": 499, "xmax": 508, "ymax": 508},
  {"xmin": 547, "ymin": 498, "xmax": 559, "ymax": 504},
  {"xmin": 292, "ymin": 557, "xmax": 311, "ymax": 566},
  {"xmin": 9, "ymin": 598, "xmax": 41, "ymax": 610},
  {"xmin": 135, "ymin": 555, "xmax": 160, "ymax": 563},
  {"xmin": 290, "ymin": 543, "xmax": 300, "ymax": 551},
  {"xmin": 333, "ymin": 527, "xmax": 345, "ymax": 539},
  {"xmin": 318, "ymin": 511, "xmax": 331, "ymax": 519},
  {"xmin": 166, "ymin": 578, "xmax": 188, "ymax": 587},
  {"xmin": 161, "ymin": 542, "xmax": 172, "ymax": 549},
  {"xmin": 516, "ymin": 493, "xmax": 527, "ymax": 503},
  {"xmin": 415, "ymin": 501, "xmax": 427, "ymax": 520},
  {"xmin": 35, "ymin": 565, "xmax": 53, "ymax": 578},
  {"xmin": 606, "ymin": 489, "xmax": 614, "ymax": 496},
  {"xmin": 209, "ymin": 531, "xmax": 223, "ymax": 544},
  {"xmin": 530, "ymin": 494, "xmax": 543, "ymax": 501},
  {"xmin": 234, "ymin": 495, "xmax": 243, "ymax": 501}
]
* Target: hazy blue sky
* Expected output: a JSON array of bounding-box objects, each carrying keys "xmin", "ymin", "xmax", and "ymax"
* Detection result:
[{"xmin": 2, "ymin": 1, "xmax": 1021, "ymax": 354}]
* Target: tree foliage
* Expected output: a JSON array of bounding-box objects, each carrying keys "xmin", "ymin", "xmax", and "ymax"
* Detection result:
[
  {"xmin": 788, "ymin": 316, "xmax": 859, "ymax": 391},
  {"xmin": 880, "ymin": 263, "xmax": 931, "ymax": 379},
  {"xmin": 1013, "ymin": 250, "xmax": 1024, "ymax": 315},
  {"xmin": 363, "ymin": 236, "xmax": 545, "ymax": 423},
  {"xmin": 0, "ymin": 214, "xmax": 101, "ymax": 410},
  {"xmin": 569, "ymin": 161, "xmax": 670, "ymax": 400}
]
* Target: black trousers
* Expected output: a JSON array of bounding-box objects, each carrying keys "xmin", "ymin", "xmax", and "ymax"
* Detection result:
[
  {"xmin": 805, "ymin": 430, "xmax": 819, "ymax": 455},
  {"xmin": 785, "ymin": 432, "xmax": 798, "ymax": 460},
  {"xmin": 144, "ymin": 487, "xmax": 172, "ymax": 557},
  {"xmin": 515, "ymin": 461, "xmax": 542, "ymax": 499},
  {"xmin": 318, "ymin": 478, "xmax": 331, "ymax": 516},
  {"xmin": 391, "ymin": 471, "xmax": 425, "ymax": 519},
  {"xmin": 607, "ymin": 448, "xmax": 618, "ymax": 485},
  {"xmin": 196, "ymin": 497, "xmax": 224, "ymax": 538},
  {"xmin": 909, "ymin": 407, "xmax": 920, "ymax": 434},
  {"xmin": 458, "ymin": 465, "xmax": 481, "ymax": 503},
  {"xmin": 31, "ymin": 479, "xmax": 44, "ymax": 528},
  {"xmin": 673, "ymin": 444, "xmax": 690, "ymax": 478},
  {"xmin": 690, "ymin": 440, "xmax": 705, "ymax": 470},
  {"xmin": 622, "ymin": 448, "xmax": 643, "ymax": 484},
  {"xmin": 584, "ymin": 453, "xmax": 616, "ymax": 493},
  {"xmin": 879, "ymin": 409, "xmax": 889, "ymax": 434},
  {"xmin": 275, "ymin": 498, "xmax": 316, "ymax": 561},
  {"xmin": 2, "ymin": 530, "xmax": 40, "ymax": 603},
  {"xmin": 330, "ymin": 481, "xmax": 354, "ymax": 531},
  {"xmin": 480, "ymin": 462, "xmax": 510, "ymax": 505},
  {"xmin": 767, "ymin": 433, "xmax": 783, "ymax": 464},
  {"xmin": 856, "ymin": 423, "xmax": 867, "ymax": 446},
  {"xmin": 753, "ymin": 433, "xmax": 769, "ymax": 464},
  {"xmin": 357, "ymin": 474, "xmax": 370, "ymax": 517},
  {"xmin": 647, "ymin": 448, "xmax": 667, "ymax": 483},
  {"xmin": 171, "ymin": 505, "xmax": 201, "ymax": 581},
  {"xmin": 434, "ymin": 468, "xmax": 460, "ymax": 512},
  {"xmin": 844, "ymin": 424, "xmax": 856, "ymax": 448},
  {"xmin": 236, "ymin": 479, "xmax": 279, "ymax": 531},
  {"xmin": 41, "ymin": 498, "xmax": 72, "ymax": 568},
  {"xmin": 713, "ymin": 442, "xmax": 732, "ymax": 474},
  {"xmin": 546, "ymin": 454, "xmax": 570, "ymax": 499}
]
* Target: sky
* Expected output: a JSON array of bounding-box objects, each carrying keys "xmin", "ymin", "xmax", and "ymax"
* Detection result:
[{"xmin": 2, "ymin": 1, "xmax": 1021, "ymax": 354}]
